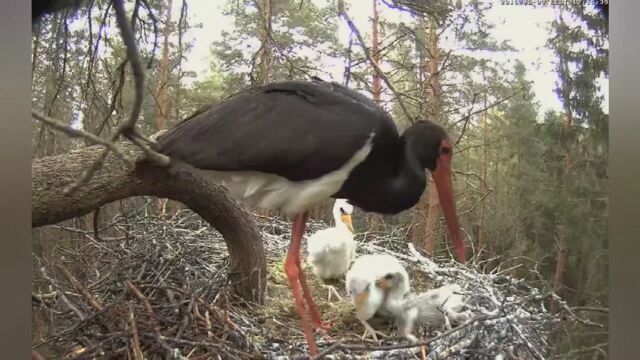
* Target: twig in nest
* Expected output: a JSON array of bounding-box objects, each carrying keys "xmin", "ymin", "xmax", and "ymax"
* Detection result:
[
  {"xmin": 572, "ymin": 306, "xmax": 609, "ymax": 314},
  {"xmin": 31, "ymin": 110, "xmax": 132, "ymax": 165},
  {"xmin": 308, "ymin": 314, "xmax": 499, "ymax": 359},
  {"xmin": 64, "ymin": 333, "xmax": 123, "ymax": 360},
  {"xmin": 32, "ymin": 290, "xmax": 58, "ymax": 304},
  {"xmin": 205, "ymin": 310, "xmax": 213, "ymax": 338},
  {"xmin": 56, "ymin": 264, "xmax": 103, "ymax": 311},
  {"xmin": 141, "ymin": 334, "xmax": 249, "ymax": 358},
  {"xmin": 552, "ymin": 293, "xmax": 605, "ymax": 328},
  {"xmin": 176, "ymin": 295, "xmax": 196, "ymax": 340},
  {"xmin": 128, "ymin": 303, "xmax": 144, "ymax": 360},
  {"xmin": 126, "ymin": 281, "xmax": 173, "ymax": 352},
  {"xmin": 337, "ymin": 0, "xmax": 411, "ymax": 120}
]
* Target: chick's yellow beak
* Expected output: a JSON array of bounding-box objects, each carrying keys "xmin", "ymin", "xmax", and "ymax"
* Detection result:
[
  {"xmin": 355, "ymin": 290, "xmax": 368, "ymax": 315},
  {"xmin": 375, "ymin": 277, "xmax": 391, "ymax": 290},
  {"xmin": 341, "ymin": 214, "xmax": 354, "ymax": 233}
]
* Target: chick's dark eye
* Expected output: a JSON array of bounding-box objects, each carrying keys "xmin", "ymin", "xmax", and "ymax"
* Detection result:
[
  {"xmin": 340, "ymin": 208, "xmax": 346, "ymax": 215},
  {"xmin": 384, "ymin": 273, "xmax": 394, "ymax": 280}
]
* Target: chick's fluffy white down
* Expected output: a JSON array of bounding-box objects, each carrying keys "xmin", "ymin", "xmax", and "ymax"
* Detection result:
[{"xmin": 306, "ymin": 226, "xmax": 356, "ymax": 280}]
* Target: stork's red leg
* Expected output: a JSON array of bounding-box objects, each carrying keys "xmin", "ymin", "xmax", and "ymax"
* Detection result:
[
  {"xmin": 284, "ymin": 212, "xmax": 318, "ymax": 355},
  {"xmin": 293, "ymin": 212, "xmax": 332, "ymax": 331}
]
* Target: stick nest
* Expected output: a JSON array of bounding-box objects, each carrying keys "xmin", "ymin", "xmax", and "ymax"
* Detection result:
[{"xmin": 32, "ymin": 205, "xmax": 586, "ymax": 359}]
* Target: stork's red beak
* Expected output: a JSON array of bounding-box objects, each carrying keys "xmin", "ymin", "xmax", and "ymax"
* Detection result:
[{"xmin": 431, "ymin": 147, "xmax": 465, "ymax": 262}]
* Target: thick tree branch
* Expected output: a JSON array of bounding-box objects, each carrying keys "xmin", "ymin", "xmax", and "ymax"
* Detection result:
[{"xmin": 32, "ymin": 141, "xmax": 267, "ymax": 303}]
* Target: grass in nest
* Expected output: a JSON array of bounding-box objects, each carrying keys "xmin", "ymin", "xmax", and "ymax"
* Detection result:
[
  {"xmin": 255, "ymin": 255, "xmax": 443, "ymax": 342},
  {"xmin": 257, "ymin": 255, "xmax": 377, "ymax": 340}
]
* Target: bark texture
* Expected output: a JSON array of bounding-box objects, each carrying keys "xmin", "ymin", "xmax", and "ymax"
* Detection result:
[
  {"xmin": 32, "ymin": 142, "xmax": 267, "ymax": 303},
  {"xmin": 423, "ymin": 16, "xmax": 441, "ymax": 253}
]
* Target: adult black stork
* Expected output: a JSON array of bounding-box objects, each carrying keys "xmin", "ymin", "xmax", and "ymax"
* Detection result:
[{"xmin": 156, "ymin": 78, "xmax": 465, "ymax": 354}]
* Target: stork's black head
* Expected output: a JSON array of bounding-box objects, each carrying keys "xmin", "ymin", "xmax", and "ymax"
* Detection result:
[
  {"xmin": 402, "ymin": 119, "xmax": 452, "ymax": 172},
  {"xmin": 402, "ymin": 119, "xmax": 465, "ymax": 263}
]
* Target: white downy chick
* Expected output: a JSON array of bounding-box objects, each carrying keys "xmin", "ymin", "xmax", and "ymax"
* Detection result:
[
  {"xmin": 345, "ymin": 254, "xmax": 410, "ymax": 340},
  {"xmin": 306, "ymin": 199, "xmax": 357, "ymax": 300},
  {"xmin": 378, "ymin": 274, "xmax": 471, "ymax": 343}
]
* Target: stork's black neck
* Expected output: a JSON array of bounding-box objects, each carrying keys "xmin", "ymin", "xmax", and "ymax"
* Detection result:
[{"xmin": 335, "ymin": 128, "xmax": 433, "ymax": 214}]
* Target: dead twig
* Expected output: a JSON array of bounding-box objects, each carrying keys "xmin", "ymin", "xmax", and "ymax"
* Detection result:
[
  {"xmin": 61, "ymin": 0, "xmax": 170, "ymax": 195},
  {"xmin": 454, "ymin": 86, "xmax": 529, "ymax": 145},
  {"xmin": 128, "ymin": 303, "xmax": 144, "ymax": 360},
  {"xmin": 338, "ymin": 0, "xmax": 411, "ymax": 120},
  {"xmin": 309, "ymin": 314, "xmax": 500, "ymax": 359},
  {"xmin": 126, "ymin": 281, "xmax": 173, "ymax": 352},
  {"xmin": 438, "ymin": 189, "xmax": 493, "ymax": 220},
  {"xmin": 112, "ymin": 0, "xmax": 144, "ymax": 136},
  {"xmin": 31, "ymin": 110, "xmax": 132, "ymax": 165},
  {"xmin": 56, "ymin": 264, "xmax": 103, "ymax": 312}
]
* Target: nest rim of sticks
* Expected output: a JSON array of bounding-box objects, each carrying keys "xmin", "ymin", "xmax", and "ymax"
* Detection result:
[{"xmin": 32, "ymin": 204, "xmax": 595, "ymax": 360}]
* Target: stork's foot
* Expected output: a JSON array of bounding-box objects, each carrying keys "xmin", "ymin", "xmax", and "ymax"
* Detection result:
[
  {"xmin": 315, "ymin": 325, "xmax": 335, "ymax": 341},
  {"xmin": 312, "ymin": 319, "xmax": 333, "ymax": 332},
  {"xmin": 360, "ymin": 320, "xmax": 387, "ymax": 342},
  {"xmin": 405, "ymin": 334, "xmax": 419, "ymax": 343},
  {"xmin": 284, "ymin": 257, "xmax": 318, "ymax": 354},
  {"xmin": 324, "ymin": 284, "xmax": 342, "ymax": 302}
]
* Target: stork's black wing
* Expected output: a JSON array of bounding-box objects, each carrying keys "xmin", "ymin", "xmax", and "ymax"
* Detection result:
[{"xmin": 157, "ymin": 81, "xmax": 399, "ymax": 181}]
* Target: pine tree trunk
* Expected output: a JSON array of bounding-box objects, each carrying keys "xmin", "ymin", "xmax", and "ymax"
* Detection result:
[
  {"xmin": 478, "ymin": 98, "xmax": 488, "ymax": 255},
  {"xmin": 551, "ymin": 11, "xmax": 573, "ymax": 313},
  {"xmin": 371, "ymin": 0, "xmax": 381, "ymax": 102},
  {"xmin": 255, "ymin": 0, "xmax": 272, "ymax": 219},
  {"xmin": 368, "ymin": 0, "xmax": 383, "ymax": 236},
  {"xmin": 156, "ymin": 0, "xmax": 173, "ymax": 132},
  {"xmin": 423, "ymin": 16, "xmax": 441, "ymax": 254},
  {"xmin": 551, "ymin": 224, "xmax": 569, "ymax": 313},
  {"xmin": 258, "ymin": 0, "xmax": 272, "ymax": 85},
  {"xmin": 492, "ymin": 132, "xmax": 499, "ymax": 255},
  {"xmin": 35, "ymin": 13, "xmax": 63, "ymax": 158},
  {"xmin": 155, "ymin": 0, "xmax": 174, "ymax": 216},
  {"xmin": 32, "ymin": 23, "xmax": 41, "ymax": 78}
]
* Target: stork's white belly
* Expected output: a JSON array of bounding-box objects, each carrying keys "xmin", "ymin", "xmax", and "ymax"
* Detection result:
[{"xmin": 198, "ymin": 135, "xmax": 374, "ymax": 216}]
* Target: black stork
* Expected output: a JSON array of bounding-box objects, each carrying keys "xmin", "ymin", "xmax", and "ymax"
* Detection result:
[{"xmin": 156, "ymin": 78, "xmax": 465, "ymax": 355}]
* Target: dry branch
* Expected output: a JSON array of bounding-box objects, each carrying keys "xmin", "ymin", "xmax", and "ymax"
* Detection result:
[
  {"xmin": 454, "ymin": 86, "xmax": 529, "ymax": 145},
  {"xmin": 112, "ymin": 0, "xmax": 145, "ymax": 135},
  {"xmin": 128, "ymin": 303, "xmax": 144, "ymax": 360},
  {"xmin": 41, "ymin": 0, "xmax": 171, "ymax": 197},
  {"xmin": 57, "ymin": 264, "xmax": 103, "ymax": 311},
  {"xmin": 338, "ymin": 0, "xmax": 411, "ymax": 120},
  {"xmin": 31, "ymin": 110, "xmax": 132, "ymax": 165}
]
